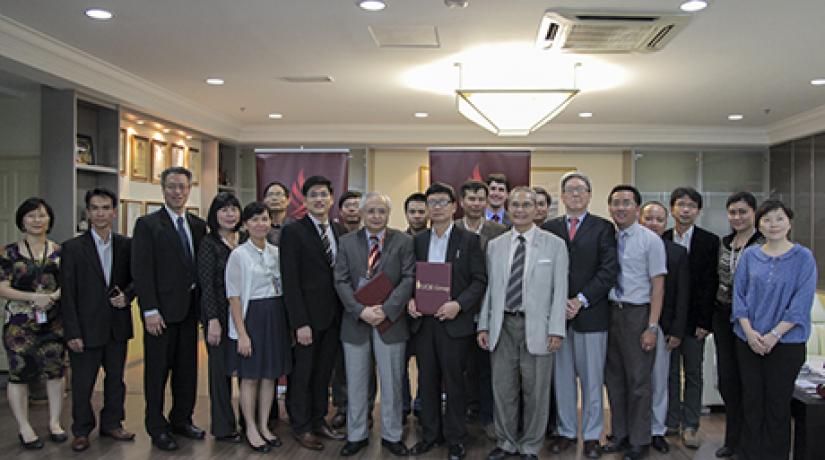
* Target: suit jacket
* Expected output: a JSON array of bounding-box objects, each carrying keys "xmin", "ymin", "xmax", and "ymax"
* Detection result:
[
  {"xmin": 663, "ymin": 226, "xmax": 720, "ymax": 333},
  {"xmin": 281, "ymin": 215, "xmax": 345, "ymax": 332},
  {"xmin": 411, "ymin": 225, "xmax": 487, "ymax": 338},
  {"xmin": 61, "ymin": 231, "xmax": 135, "ymax": 347},
  {"xmin": 661, "ymin": 239, "xmax": 690, "ymax": 338},
  {"xmin": 455, "ymin": 218, "xmax": 507, "ymax": 252},
  {"xmin": 131, "ymin": 209, "xmax": 207, "ymax": 323},
  {"xmin": 542, "ymin": 213, "xmax": 618, "ymax": 333},
  {"xmin": 335, "ymin": 228, "xmax": 415, "ymax": 344},
  {"xmin": 478, "ymin": 228, "xmax": 568, "ymax": 355}
]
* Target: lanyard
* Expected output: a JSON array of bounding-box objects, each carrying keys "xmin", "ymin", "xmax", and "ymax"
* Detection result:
[{"xmin": 24, "ymin": 240, "xmax": 49, "ymax": 286}]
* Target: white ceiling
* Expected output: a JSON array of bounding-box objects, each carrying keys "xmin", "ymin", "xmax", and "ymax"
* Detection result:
[{"xmin": 1, "ymin": 0, "xmax": 824, "ymax": 142}]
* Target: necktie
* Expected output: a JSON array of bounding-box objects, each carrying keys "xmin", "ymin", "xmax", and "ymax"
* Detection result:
[
  {"xmin": 492, "ymin": 214, "xmax": 500, "ymax": 223},
  {"xmin": 319, "ymin": 223, "xmax": 334, "ymax": 266},
  {"xmin": 367, "ymin": 235, "xmax": 381, "ymax": 278},
  {"xmin": 568, "ymin": 217, "xmax": 579, "ymax": 240},
  {"xmin": 615, "ymin": 230, "xmax": 626, "ymax": 299},
  {"xmin": 505, "ymin": 235, "xmax": 526, "ymax": 312},
  {"xmin": 176, "ymin": 216, "xmax": 193, "ymax": 262}
]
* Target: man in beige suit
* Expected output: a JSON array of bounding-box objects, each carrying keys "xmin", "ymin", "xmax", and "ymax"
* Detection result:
[{"xmin": 477, "ymin": 186, "xmax": 569, "ymax": 460}]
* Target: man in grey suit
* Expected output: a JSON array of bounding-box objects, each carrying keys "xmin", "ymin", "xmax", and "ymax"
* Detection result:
[
  {"xmin": 478, "ymin": 187, "xmax": 569, "ymax": 460},
  {"xmin": 334, "ymin": 192, "xmax": 415, "ymax": 457}
]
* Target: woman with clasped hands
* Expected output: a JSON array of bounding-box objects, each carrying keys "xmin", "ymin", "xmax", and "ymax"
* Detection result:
[{"xmin": 732, "ymin": 199, "xmax": 817, "ymax": 460}]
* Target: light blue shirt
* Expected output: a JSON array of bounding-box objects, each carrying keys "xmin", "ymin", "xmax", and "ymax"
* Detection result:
[{"xmin": 609, "ymin": 223, "xmax": 667, "ymax": 304}]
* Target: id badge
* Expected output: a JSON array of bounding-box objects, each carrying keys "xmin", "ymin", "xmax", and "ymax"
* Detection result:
[
  {"xmin": 272, "ymin": 274, "xmax": 283, "ymax": 296},
  {"xmin": 35, "ymin": 310, "xmax": 47, "ymax": 324}
]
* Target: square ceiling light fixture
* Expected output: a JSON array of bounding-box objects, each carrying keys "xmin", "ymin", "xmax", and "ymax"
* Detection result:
[{"xmin": 456, "ymin": 88, "xmax": 579, "ymax": 136}]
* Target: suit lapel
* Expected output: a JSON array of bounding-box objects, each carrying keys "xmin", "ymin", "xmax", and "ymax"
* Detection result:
[
  {"xmin": 81, "ymin": 231, "xmax": 107, "ymax": 286},
  {"xmin": 446, "ymin": 226, "xmax": 461, "ymax": 263},
  {"xmin": 158, "ymin": 210, "xmax": 192, "ymax": 268},
  {"xmin": 356, "ymin": 229, "xmax": 369, "ymax": 276},
  {"xmin": 301, "ymin": 215, "xmax": 327, "ymax": 260},
  {"xmin": 571, "ymin": 214, "xmax": 595, "ymax": 242},
  {"xmin": 416, "ymin": 230, "xmax": 431, "ymax": 261}
]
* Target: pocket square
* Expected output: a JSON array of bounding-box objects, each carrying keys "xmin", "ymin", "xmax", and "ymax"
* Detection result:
[{"xmin": 537, "ymin": 259, "xmax": 553, "ymax": 264}]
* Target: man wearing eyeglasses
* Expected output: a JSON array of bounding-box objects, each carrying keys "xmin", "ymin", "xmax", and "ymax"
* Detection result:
[
  {"xmin": 263, "ymin": 181, "xmax": 294, "ymax": 246},
  {"xmin": 542, "ymin": 172, "xmax": 618, "ymax": 458},
  {"xmin": 408, "ymin": 182, "xmax": 487, "ymax": 460}
]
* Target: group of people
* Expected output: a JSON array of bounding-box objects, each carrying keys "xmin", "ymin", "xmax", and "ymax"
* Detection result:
[{"xmin": 0, "ymin": 165, "xmax": 816, "ymax": 460}]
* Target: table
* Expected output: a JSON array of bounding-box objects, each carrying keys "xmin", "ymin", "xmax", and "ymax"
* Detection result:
[{"xmin": 791, "ymin": 388, "xmax": 825, "ymax": 460}]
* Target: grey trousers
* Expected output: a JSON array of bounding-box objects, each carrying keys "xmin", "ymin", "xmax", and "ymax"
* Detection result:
[
  {"xmin": 604, "ymin": 304, "xmax": 654, "ymax": 447},
  {"xmin": 667, "ymin": 334, "xmax": 705, "ymax": 430},
  {"xmin": 554, "ymin": 326, "xmax": 607, "ymax": 441},
  {"xmin": 342, "ymin": 328, "xmax": 405, "ymax": 442},
  {"xmin": 650, "ymin": 329, "xmax": 670, "ymax": 436},
  {"xmin": 491, "ymin": 315, "xmax": 554, "ymax": 456}
]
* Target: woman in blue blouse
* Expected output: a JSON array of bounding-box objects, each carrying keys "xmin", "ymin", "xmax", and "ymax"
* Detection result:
[{"xmin": 733, "ymin": 200, "xmax": 817, "ymax": 460}]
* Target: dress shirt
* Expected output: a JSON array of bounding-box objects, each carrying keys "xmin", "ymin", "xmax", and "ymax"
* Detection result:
[
  {"xmin": 90, "ymin": 227, "xmax": 113, "ymax": 286},
  {"xmin": 609, "ymin": 222, "xmax": 668, "ymax": 304},
  {"xmin": 225, "ymin": 240, "xmax": 282, "ymax": 340},
  {"xmin": 165, "ymin": 205, "xmax": 194, "ymax": 257},
  {"xmin": 566, "ymin": 211, "xmax": 590, "ymax": 307},
  {"xmin": 365, "ymin": 229, "xmax": 386, "ymax": 252},
  {"xmin": 485, "ymin": 207, "xmax": 506, "ymax": 223},
  {"xmin": 672, "ymin": 225, "xmax": 694, "ymax": 253},
  {"xmin": 508, "ymin": 224, "xmax": 538, "ymax": 272},
  {"xmin": 461, "ymin": 217, "xmax": 484, "ymax": 235},
  {"xmin": 308, "ymin": 213, "xmax": 337, "ymax": 263},
  {"xmin": 427, "ymin": 223, "xmax": 454, "ymax": 263}
]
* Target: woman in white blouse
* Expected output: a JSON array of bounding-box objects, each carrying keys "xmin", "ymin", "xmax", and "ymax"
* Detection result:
[{"xmin": 226, "ymin": 202, "xmax": 292, "ymax": 452}]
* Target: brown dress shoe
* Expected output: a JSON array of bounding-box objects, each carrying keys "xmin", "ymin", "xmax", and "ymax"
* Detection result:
[
  {"xmin": 293, "ymin": 432, "xmax": 324, "ymax": 450},
  {"xmin": 314, "ymin": 423, "xmax": 345, "ymax": 441},
  {"xmin": 101, "ymin": 427, "xmax": 136, "ymax": 441},
  {"xmin": 72, "ymin": 436, "xmax": 90, "ymax": 452}
]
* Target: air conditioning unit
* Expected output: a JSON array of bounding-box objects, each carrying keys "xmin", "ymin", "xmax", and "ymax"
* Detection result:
[{"xmin": 536, "ymin": 9, "xmax": 690, "ymax": 53}]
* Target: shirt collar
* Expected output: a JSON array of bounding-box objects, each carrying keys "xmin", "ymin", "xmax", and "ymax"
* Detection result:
[
  {"xmin": 366, "ymin": 228, "xmax": 386, "ymax": 242},
  {"xmin": 511, "ymin": 224, "xmax": 537, "ymax": 245},
  {"xmin": 566, "ymin": 211, "xmax": 588, "ymax": 223},
  {"xmin": 90, "ymin": 227, "xmax": 112, "ymax": 246},
  {"xmin": 431, "ymin": 222, "xmax": 454, "ymax": 240},
  {"xmin": 674, "ymin": 225, "xmax": 694, "ymax": 240},
  {"xmin": 618, "ymin": 222, "xmax": 640, "ymax": 237},
  {"xmin": 308, "ymin": 213, "xmax": 329, "ymax": 230},
  {"xmin": 485, "ymin": 208, "xmax": 504, "ymax": 220},
  {"xmin": 165, "ymin": 204, "xmax": 186, "ymax": 222}
]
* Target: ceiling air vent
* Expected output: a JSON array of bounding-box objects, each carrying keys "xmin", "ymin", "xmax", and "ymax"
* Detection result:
[{"xmin": 536, "ymin": 9, "xmax": 690, "ymax": 53}]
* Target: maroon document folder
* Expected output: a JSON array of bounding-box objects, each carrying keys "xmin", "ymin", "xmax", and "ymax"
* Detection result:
[
  {"xmin": 354, "ymin": 271, "xmax": 395, "ymax": 334},
  {"xmin": 415, "ymin": 262, "xmax": 451, "ymax": 315}
]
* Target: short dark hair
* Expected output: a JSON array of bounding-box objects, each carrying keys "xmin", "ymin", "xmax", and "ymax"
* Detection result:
[
  {"xmin": 16, "ymin": 197, "xmax": 55, "ymax": 233},
  {"xmin": 532, "ymin": 186, "xmax": 552, "ymax": 207},
  {"xmin": 404, "ymin": 193, "xmax": 427, "ymax": 212},
  {"xmin": 755, "ymin": 199, "xmax": 794, "ymax": 225},
  {"xmin": 301, "ymin": 175, "xmax": 333, "ymax": 198},
  {"xmin": 425, "ymin": 182, "xmax": 456, "ymax": 203},
  {"xmin": 726, "ymin": 191, "xmax": 757, "ymax": 210},
  {"xmin": 84, "ymin": 188, "xmax": 117, "ymax": 209},
  {"xmin": 486, "ymin": 173, "xmax": 510, "ymax": 191},
  {"xmin": 263, "ymin": 181, "xmax": 289, "ymax": 199},
  {"xmin": 460, "ymin": 180, "xmax": 489, "ymax": 199},
  {"xmin": 641, "ymin": 200, "xmax": 668, "ymax": 214},
  {"xmin": 241, "ymin": 201, "xmax": 269, "ymax": 223},
  {"xmin": 338, "ymin": 190, "xmax": 362, "ymax": 209},
  {"xmin": 560, "ymin": 172, "xmax": 592, "ymax": 192},
  {"xmin": 670, "ymin": 186, "xmax": 703, "ymax": 209},
  {"xmin": 608, "ymin": 184, "xmax": 642, "ymax": 207},
  {"xmin": 207, "ymin": 192, "xmax": 242, "ymax": 234},
  {"xmin": 161, "ymin": 166, "xmax": 192, "ymax": 185}
]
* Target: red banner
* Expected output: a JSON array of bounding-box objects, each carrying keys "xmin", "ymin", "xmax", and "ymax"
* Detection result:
[{"xmin": 256, "ymin": 151, "xmax": 349, "ymax": 219}]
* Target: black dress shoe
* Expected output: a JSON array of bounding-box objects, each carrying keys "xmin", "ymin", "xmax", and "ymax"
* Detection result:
[
  {"xmin": 623, "ymin": 445, "xmax": 645, "ymax": 460},
  {"xmin": 264, "ymin": 434, "xmax": 282, "ymax": 447},
  {"xmin": 331, "ymin": 412, "xmax": 347, "ymax": 429},
  {"xmin": 521, "ymin": 455, "xmax": 538, "ymax": 460},
  {"xmin": 602, "ymin": 437, "xmax": 629, "ymax": 453},
  {"xmin": 171, "ymin": 423, "xmax": 205, "ymax": 440},
  {"xmin": 18, "ymin": 434, "xmax": 44, "ymax": 450},
  {"xmin": 651, "ymin": 435, "xmax": 669, "ymax": 453},
  {"xmin": 340, "ymin": 439, "xmax": 369, "ymax": 456},
  {"xmin": 448, "ymin": 443, "xmax": 466, "ymax": 460},
  {"xmin": 410, "ymin": 439, "xmax": 438, "ymax": 456},
  {"xmin": 715, "ymin": 445, "xmax": 736, "ymax": 457},
  {"xmin": 382, "ymin": 439, "xmax": 409, "ymax": 456},
  {"xmin": 152, "ymin": 433, "xmax": 179, "ymax": 451},
  {"xmin": 247, "ymin": 436, "xmax": 271, "ymax": 453},
  {"xmin": 215, "ymin": 432, "xmax": 242, "ymax": 443},
  {"xmin": 49, "ymin": 431, "xmax": 68, "ymax": 443},
  {"xmin": 583, "ymin": 440, "xmax": 602, "ymax": 458},
  {"xmin": 487, "ymin": 447, "xmax": 518, "ymax": 460}
]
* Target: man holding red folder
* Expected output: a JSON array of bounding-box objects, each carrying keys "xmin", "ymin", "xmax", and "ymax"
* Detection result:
[
  {"xmin": 333, "ymin": 192, "xmax": 415, "ymax": 457},
  {"xmin": 408, "ymin": 182, "xmax": 487, "ymax": 460}
]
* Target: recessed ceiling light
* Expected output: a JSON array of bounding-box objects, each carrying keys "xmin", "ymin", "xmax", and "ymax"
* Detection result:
[
  {"xmin": 205, "ymin": 78, "xmax": 224, "ymax": 86},
  {"xmin": 811, "ymin": 78, "xmax": 825, "ymax": 86},
  {"xmin": 136, "ymin": 120, "xmax": 145, "ymax": 125},
  {"xmin": 85, "ymin": 8, "xmax": 113, "ymax": 20},
  {"xmin": 728, "ymin": 114, "xmax": 744, "ymax": 121},
  {"xmin": 268, "ymin": 113, "xmax": 284, "ymax": 119},
  {"xmin": 357, "ymin": 0, "xmax": 386, "ymax": 11},
  {"xmin": 162, "ymin": 128, "xmax": 171, "ymax": 133},
  {"xmin": 578, "ymin": 112, "xmax": 593, "ymax": 118},
  {"xmin": 414, "ymin": 112, "xmax": 429, "ymax": 118},
  {"xmin": 680, "ymin": 1, "xmax": 708, "ymax": 12},
  {"xmin": 186, "ymin": 135, "xmax": 193, "ymax": 140}
]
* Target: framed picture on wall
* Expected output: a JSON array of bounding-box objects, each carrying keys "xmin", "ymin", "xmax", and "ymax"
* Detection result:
[
  {"xmin": 130, "ymin": 135, "xmax": 150, "ymax": 182},
  {"xmin": 418, "ymin": 166, "xmax": 430, "ymax": 192},
  {"xmin": 120, "ymin": 199, "xmax": 144, "ymax": 237},
  {"xmin": 186, "ymin": 206, "xmax": 200, "ymax": 217},
  {"xmin": 186, "ymin": 148, "xmax": 201, "ymax": 185},
  {"xmin": 119, "ymin": 129, "xmax": 127, "ymax": 175},
  {"xmin": 171, "ymin": 144, "xmax": 186, "ymax": 168},
  {"xmin": 150, "ymin": 140, "xmax": 169, "ymax": 184},
  {"xmin": 145, "ymin": 201, "xmax": 164, "ymax": 215}
]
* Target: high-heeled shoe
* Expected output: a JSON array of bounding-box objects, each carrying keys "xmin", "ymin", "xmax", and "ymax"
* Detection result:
[
  {"xmin": 264, "ymin": 434, "xmax": 282, "ymax": 447},
  {"xmin": 18, "ymin": 434, "xmax": 44, "ymax": 450},
  {"xmin": 247, "ymin": 436, "xmax": 271, "ymax": 453}
]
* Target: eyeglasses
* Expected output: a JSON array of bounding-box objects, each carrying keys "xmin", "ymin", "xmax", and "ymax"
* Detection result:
[
  {"xmin": 674, "ymin": 201, "xmax": 698, "ymax": 210},
  {"xmin": 609, "ymin": 199, "xmax": 637, "ymax": 208},
  {"xmin": 308, "ymin": 191, "xmax": 330, "ymax": 199},
  {"xmin": 164, "ymin": 183, "xmax": 189, "ymax": 191},
  {"xmin": 509, "ymin": 201, "xmax": 535, "ymax": 210},
  {"xmin": 563, "ymin": 186, "xmax": 589, "ymax": 195},
  {"xmin": 427, "ymin": 198, "xmax": 452, "ymax": 208},
  {"xmin": 265, "ymin": 191, "xmax": 286, "ymax": 199}
]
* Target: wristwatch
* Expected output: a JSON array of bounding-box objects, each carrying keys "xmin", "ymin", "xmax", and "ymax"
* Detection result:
[
  {"xmin": 770, "ymin": 328, "xmax": 782, "ymax": 339},
  {"xmin": 647, "ymin": 323, "xmax": 659, "ymax": 332}
]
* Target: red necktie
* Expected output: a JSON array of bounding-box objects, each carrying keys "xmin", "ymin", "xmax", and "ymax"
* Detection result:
[
  {"xmin": 367, "ymin": 235, "xmax": 381, "ymax": 277},
  {"xmin": 568, "ymin": 217, "xmax": 579, "ymax": 240}
]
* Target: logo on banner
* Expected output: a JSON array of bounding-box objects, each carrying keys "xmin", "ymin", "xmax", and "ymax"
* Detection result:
[{"xmin": 289, "ymin": 169, "xmax": 308, "ymax": 218}]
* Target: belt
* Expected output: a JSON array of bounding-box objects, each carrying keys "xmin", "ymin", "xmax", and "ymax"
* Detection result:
[
  {"xmin": 504, "ymin": 310, "xmax": 525, "ymax": 317},
  {"xmin": 609, "ymin": 300, "xmax": 649, "ymax": 309}
]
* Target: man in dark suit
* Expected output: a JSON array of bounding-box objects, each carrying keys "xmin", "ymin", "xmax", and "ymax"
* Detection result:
[
  {"xmin": 662, "ymin": 187, "xmax": 720, "ymax": 449},
  {"xmin": 485, "ymin": 173, "xmax": 512, "ymax": 227},
  {"xmin": 408, "ymin": 182, "xmax": 487, "ymax": 460},
  {"xmin": 640, "ymin": 201, "xmax": 690, "ymax": 454},
  {"xmin": 543, "ymin": 172, "xmax": 618, "ymax": 459},
  {"xmin": 62, "ymin": 188, "xmax": 135, "ymax": 452},
  {"xmin": 131, "ymin": 167, "xmax": 207, "ymax": 451},
  {"xmin": 281, "ymin": 175, "xmax": 346, "ymax": 450},
  {"xmin": 455, "ymin": 180, "xmax": 506, "ymax": 440},
  {"xmin": 401, "ymin": 192, "xmax": 428, "ymax": 424}
]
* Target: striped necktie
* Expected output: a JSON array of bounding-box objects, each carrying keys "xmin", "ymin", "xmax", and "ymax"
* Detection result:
[
  {"xmin": 367, "ymin": 235, "xmax": 381, "ymax": 278},
  {"xmin": 505, "ymin": 235, "xmax": 526, "ymax": 312},
  {"xmin": 319, "ymin": 223, "xmax": 333, "ymax": 266}
]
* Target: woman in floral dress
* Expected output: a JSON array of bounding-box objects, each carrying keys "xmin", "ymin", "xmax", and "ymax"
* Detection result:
[{"xmin": 0, "ymin": 197, "xmax": 67, "ymax": 449}]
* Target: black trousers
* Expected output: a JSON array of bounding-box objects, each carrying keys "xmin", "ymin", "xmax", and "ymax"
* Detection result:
[
  {"xmin": 712, "ymin": 305, "xmax": 742, "ymax": 450},
  {"xmin": 143, "ymin": 312, "xmax": 198, "ymax": 437},
  {"xmin": 69, "ymin": 339, "xmax": 128, "ymax": 437},
  {"xmin": 286, "ymin": 324, "xmax": 340, "ymax": 435},
  {"xmin": 735, "ymin": 339, "xmax": 805, "ymax": 460},
  {"xmin": 463, "ymin": 338, "xmax": 494, "ymax": 425},
  {"xmin": 206, "ymin": 328, "xmax": 237, "ymax": 437},
  {"xmin": 415, "ymin": 317, "xmax": 471, "ymax": 444}
]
